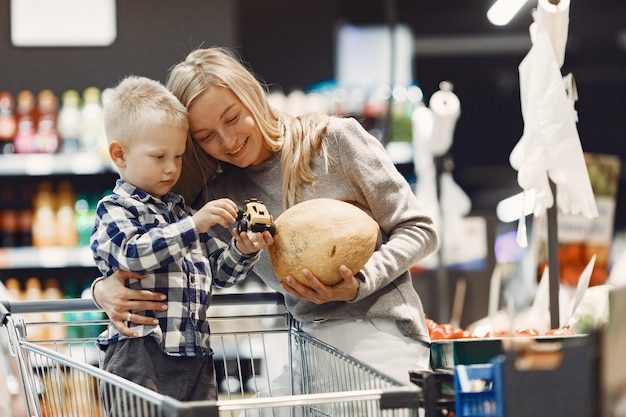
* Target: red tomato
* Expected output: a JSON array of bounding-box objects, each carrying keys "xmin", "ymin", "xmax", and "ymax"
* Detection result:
[
  {"xmin": 425, "ymin": 318, "xmax": 439, "ymax": 331},
  {"xmin": 544, "ymin": 327, "xmax": 577, "ymax": 336},
  {"xmin": 429, "ymin": 327, "xmax": 447, "ymax": 340},
  {"xmin": 438, "ymin": 324, "xmax": 455, "ymax": 335},
  {"xmin": 460, "ymin": 330, "xmax": 476, "ymax": 339},
  {"xmin": 447, "ymin": 328, "xmax": 466, "ymax": 339},
  {"xmin": 512, "ymin": 328, "xmax": 540, "ymax": 337},
  {"xmin": 483, "ymin": 330, "xmax": 511, "ymax": 338}
]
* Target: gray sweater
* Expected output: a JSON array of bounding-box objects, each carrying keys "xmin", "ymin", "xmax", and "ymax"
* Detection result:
[{"xmin": 197, "ymin": 116, "xmax": 438, "ymax": 345}]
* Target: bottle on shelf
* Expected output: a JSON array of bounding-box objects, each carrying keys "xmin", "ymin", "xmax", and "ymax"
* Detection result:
[
  {"xmin": 75, "ymin": 192, "xmax": 96, "ymax": 247},
  {"xmin": 0, "ymin": 185, "xmax": 18, "ymax": 248},
  {"xmin": 35, "ymin": 89, "xmax": 60, "ymax": 154},
  {"xmin": 57, "ymin": 89, "xmax": 82, "ymax": 153},
  {"xmin": 43, "ymin": 277, "xmax": 67, "ymax": 340},
  {"xmin": 55, "ymin": 181, "xmax": 78, "ymax": 247},
  {"xmin": 4, "ymin": 277, "xmax": 23, "ymax": 300},
  {"xmin": 31, "ymin": 181, "xmax": 57, "ymax": 247},
  {"xmin": 23, "ymin": 277, "xmax": 47, "ymax": 341},
  {"xmin": 16, "ymin": 183, "xmax": 34, "ymax": 247},
  {"xmin": 0, "ymin": 91, "xmax": 17, "ymax": 154},
  {"xmin": 13, "ymin": 90, "xmax": 38, "ymax": 154},
  {"xmin": 79, "ymin": 87, "xmax": 106, "ymax": 153}
]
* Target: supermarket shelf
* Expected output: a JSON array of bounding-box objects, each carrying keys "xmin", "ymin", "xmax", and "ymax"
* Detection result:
[
  {"xmin": 0, "ymin": 246, "xmax": 95, "ymax": 269},
  {"xmin": 0, "ymin": 153, "xmax": 115, "ymax": 176}
]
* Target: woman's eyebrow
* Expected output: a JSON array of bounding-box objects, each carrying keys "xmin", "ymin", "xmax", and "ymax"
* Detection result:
[{"xmin": 189, "ymin": 103, "xmax": 236, "ymax": 136}]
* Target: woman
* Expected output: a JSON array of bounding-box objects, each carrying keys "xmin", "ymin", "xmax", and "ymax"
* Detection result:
[{"xmin": 92, "ymin": 46, "xmax": 438, "ymax": 384}]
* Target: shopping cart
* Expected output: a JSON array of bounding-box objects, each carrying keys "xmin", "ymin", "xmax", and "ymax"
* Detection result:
[{"xmin": 1, "ymin": 291, "xmax": 421, "ymax": 417}]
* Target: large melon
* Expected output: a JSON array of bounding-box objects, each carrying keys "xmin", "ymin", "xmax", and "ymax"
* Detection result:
[{"xmin": 268, "ymin": 198, "xmax": 379, "ymax": 287}]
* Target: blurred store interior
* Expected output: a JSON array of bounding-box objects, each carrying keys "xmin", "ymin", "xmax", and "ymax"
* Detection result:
[{"xmin": 1, "ymin": 0, "xmax": 625, "ymax": 327}]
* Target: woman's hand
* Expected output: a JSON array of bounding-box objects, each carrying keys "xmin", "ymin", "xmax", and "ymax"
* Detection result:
[
  {"xmin": 92, "ymin": 270, "xmax": 167, "ymax": 337},
  {"xmin": 279, "ymin": 265, "xmax": 359, "ymax": 304}
]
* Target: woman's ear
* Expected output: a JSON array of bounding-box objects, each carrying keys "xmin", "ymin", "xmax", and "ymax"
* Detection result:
[{"xmin": 109, "ymin": 141, "xmax": 126, "ymax": 168}]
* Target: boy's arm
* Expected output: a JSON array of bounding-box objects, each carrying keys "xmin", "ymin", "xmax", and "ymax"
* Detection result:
[
  {"xmin": 203, "ymin": 233, "xmax": 261, "ymax": 288},
  {"xmin": 92, "ymin": 198, "xmax": 199, "ymax": 274}
]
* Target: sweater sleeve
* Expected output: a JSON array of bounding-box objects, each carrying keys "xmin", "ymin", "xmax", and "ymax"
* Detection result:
[{"xmin": 328, "ymin": 117, "xmax": 439, "ymax": 300}]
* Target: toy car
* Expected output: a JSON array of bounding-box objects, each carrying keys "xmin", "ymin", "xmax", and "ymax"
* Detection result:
[{"xmin": 237, "ymin": 198, "xmax": 276, "ymax": 236}]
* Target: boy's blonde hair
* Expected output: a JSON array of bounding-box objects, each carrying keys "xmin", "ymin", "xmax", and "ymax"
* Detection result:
[{"xmin": 102, "ymin": 75, "xmax": 188, "ymax": 145}]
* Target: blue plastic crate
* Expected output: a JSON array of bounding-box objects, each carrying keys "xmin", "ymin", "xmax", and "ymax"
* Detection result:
[{"xmin": 453, "ymin": 358, "xmax": 504, "ymax": 417}]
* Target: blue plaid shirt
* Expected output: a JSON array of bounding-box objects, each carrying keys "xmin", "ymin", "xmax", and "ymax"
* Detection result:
[{"xmin": 91, "ymin": 180, "xmax": 260, "ymax": 356}]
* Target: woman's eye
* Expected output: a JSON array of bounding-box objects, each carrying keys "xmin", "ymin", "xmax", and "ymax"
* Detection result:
[
  {"xmin": 226, "ymin": 113, "xmax": 239, "ymax": 124},
  {"xmin": 200, "ymin": 132, "xmax": 215, "ymax": 142}
]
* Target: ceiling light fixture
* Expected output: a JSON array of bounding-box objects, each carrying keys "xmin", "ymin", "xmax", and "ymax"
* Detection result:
[{"xmin": 487, "ymin": 0, "xmax": 530, "ymax": 26}]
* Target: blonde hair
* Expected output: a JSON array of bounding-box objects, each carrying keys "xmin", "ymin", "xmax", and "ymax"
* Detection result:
[
  {"xmin": 166, "ymin": 47, "xmax": 329, "ymax": 208},
  {"xmin": 102, "ymin": 75, "xmax": 188, "ymax": 145}
]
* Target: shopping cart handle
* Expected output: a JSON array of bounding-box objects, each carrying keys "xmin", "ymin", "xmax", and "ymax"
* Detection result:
[
  {"xmin": 0, "ymin": 298, "xmax": 100, "ymax": 318},
  {"xmin": 212, "ymin": 291, "xmax": 284, "ymax": 306}
]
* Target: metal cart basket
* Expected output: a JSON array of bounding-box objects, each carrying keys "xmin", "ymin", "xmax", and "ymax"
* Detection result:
[{"xmin": 1, "ymin": 292, "xmax": 420, "ymax": 417}]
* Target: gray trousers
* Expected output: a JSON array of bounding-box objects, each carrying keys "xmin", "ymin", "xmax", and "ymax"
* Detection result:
[{"xmin": 101, "ymin": 336, "xmax": 217, "ymax": 401}]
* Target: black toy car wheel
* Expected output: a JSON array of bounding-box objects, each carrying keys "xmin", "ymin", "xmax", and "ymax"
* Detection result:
[{"xmin": 237, "ymin": 219, "xmax": 249, "ymax": 234}]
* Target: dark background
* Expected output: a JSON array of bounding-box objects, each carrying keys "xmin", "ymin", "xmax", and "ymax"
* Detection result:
[{"xmin": 236, "ymin": 0, "xmax": 626, "ymax": 230}]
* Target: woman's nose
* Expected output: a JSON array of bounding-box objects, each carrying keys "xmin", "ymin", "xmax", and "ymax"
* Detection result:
[{"xmin": 219, "ymin": 131, "xmax": 237, "ymax": 149}]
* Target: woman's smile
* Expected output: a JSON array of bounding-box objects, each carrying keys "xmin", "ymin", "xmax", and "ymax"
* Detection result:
[{"xmin": 226, "ymin": 137, "xmax": 248, "ymax": 155}]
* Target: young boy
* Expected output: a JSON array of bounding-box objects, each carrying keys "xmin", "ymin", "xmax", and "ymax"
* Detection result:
[{"xmin": 90, "ymin": 75, "xmax": 273, "ymax": 402}]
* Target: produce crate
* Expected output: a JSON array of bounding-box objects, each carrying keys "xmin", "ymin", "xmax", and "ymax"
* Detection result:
[
  {"xmin": 452, "ymin": 333, "xmax": 599, "ymax": 417},
  {"xmin": 431, "ymin": 334, "xmax": 589, "ymax": 370},
  {"xmin": 499, "ymin": 333, "xmax": 598, "ymax": 417},
  {"xmin": 453, "ymin": 360, "xmax": 504, "ymax": 417},
  {"xmin": 430, "ymin": 339, "xmax": 501, "ymax": 370}
]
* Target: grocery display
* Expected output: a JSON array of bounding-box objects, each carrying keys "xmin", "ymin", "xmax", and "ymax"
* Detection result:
[
  {"xmin": 0, "ymin": 87, "xmax": 118, "ymax": 294},
  {"xmin": 1, "ymin": 1, "xmax": 625, "ymax": 415}
]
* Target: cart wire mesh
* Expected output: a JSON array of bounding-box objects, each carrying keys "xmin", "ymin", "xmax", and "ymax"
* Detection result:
[{"xmin": 1, "ymin": 292, "xmax": 421, "ymax": 417}]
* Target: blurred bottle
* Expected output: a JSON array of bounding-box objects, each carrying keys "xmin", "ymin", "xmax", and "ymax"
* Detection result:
[
  {"xmin": 16, "ymin": 184, "xmax": 34, "ymax": 247},
  {"xmin": 0, "ymin": 91, "xmax": 17, "ymax": 154},
  {"xmin": 57, "ymin": 89, "xmax": 82, "ymax": 153},
  {"xmin": 35, "ymin": 89, "xmax": 60, "ymax": 154},
  {"xmin": 24, "ymin": 277, "xmax": 47, "ymax": 341},
  {"xmin": 75, "ymin": 192, "xmax": 95, "ymax": 247},
  {"xmin": 32, "ymin": 181, "xmax": 57, "ymax": 247},
  {"xmin": 0, "ymin": 185, "xmax": 18, "ymax": 248},
  {"xmin": 13, "ymin": 90, "xmax": 38, "ymax": 154},
  {"xmin": 79, "ymin": 87, "xmax": 105, "ymax": 153},
  {"xmin": 4, "ymin": 277, "xmax": 23, "ymax": 300},
  {"xmin": 43, "ymin": 278, "xmax": 66, "ymax": 340},
  {"xmin": 55, "ymin": 181, "xmax": 78, "ymax": 247},
  {"xmin": 63, "ymin": 280, "xmax": 82, "ymax": 337}
]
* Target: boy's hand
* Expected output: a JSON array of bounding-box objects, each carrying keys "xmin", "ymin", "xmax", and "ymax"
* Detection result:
[
  {"xmin": 193, "ymin": 198, "xmax": 239, "ymax": 232},
  {"xmin": 233, "ymin": 229, "xmax": 274, "ymax": 255}
]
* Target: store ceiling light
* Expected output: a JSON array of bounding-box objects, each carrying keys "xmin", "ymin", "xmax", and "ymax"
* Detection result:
[
  {"xmin": 11, "ymin": 0, "xmax": 116, "ymax": 47},
  {"xmin": 487, "ymin": 0, "xmax": 530, "ymax": 26}
]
